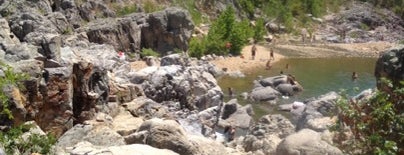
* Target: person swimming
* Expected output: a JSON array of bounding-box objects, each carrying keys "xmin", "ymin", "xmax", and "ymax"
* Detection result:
[{"xmin": 352, "ymin": 72, "xmax": 358, "ymax": 81}]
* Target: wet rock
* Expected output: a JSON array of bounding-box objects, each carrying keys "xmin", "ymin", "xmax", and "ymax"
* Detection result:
[
  {"xmin": 221, "ymin": 99, "xmax": 238, "ymax": 120},
  {"xmin": 249, "ymin": 86, "xmax": 280, "ymax": 102},
  {"xmin": 259, "ymin": 75, "xmax": 288, "ymax": 87},
  {"xmin": 276, "ymin": 129, "xmax": 343, "ymax": 155}
]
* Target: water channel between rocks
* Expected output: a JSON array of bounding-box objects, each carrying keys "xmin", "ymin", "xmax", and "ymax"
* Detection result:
[{"xmin": 218, "ymin": 57, "xmax": 377, "ymax": 119}]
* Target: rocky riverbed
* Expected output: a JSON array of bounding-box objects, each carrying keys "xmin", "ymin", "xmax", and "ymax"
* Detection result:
[{"xmin": 0, "ymin": 0, "xmax": 404, "ymax": 155}]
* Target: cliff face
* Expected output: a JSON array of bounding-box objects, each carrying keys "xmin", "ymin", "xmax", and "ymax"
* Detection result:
[{"xmin": 0, "ymin": 0, "xmax": 194, "ymax": 137}]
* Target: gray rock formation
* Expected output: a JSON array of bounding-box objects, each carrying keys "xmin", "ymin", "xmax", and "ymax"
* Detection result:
[
  {"xmin": 375, "ymin": 45, "xmax": 404, "ymax": 91},
  {"xmin": 134, "ymin": 54, "xmax": 223, "ymax": 111},
  {"xmin": 86, "ymin": 17, "xmax": 141, "ymax": 53},
  {"xmin": 67, "ymin": 142, "xmax": 179, "ymax": 155},
  {"xmin": 319, "ymin": 1, "xmax": 404, "ymax": 43},
  {"xmin": 276, "ymin": 129, "xmax": 343, "ymax": 155},
  {"xmin": 249, "ymin": 86, "xmax": 279, "ymax": 102},
  {"xmin": 295, "ymin": 92, "xmax": 340, "ymax": 132},
  {"xmin": 141, "ymin": 7, "xmax": 194, "ymax": 55},
  {"xmin": 56, "ymin": 122, "xmax": 126, "ymax": 152},
  {"xmin": 243, "ymin": 114, "xmax": 295, "ymax": 155},
  {"xmin": 128, "ymin": 118, "xmax": 198, "ymax": 155}
]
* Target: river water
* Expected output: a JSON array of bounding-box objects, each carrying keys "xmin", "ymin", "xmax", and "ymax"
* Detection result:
[{"xmin": 218, "ymin": 57, "xmax": 377, "ymax": 118}]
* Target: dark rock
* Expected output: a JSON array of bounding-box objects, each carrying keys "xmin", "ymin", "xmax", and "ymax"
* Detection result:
[
  {"xmin": 141, "ymin": 7, "xmax": 194, "ymax": 55},
  {"xmin": 375, "ymin": 45, "xmax": 404, "ymax": 92},
  {"xmin": 72, "ymin": 62, "xmax": 109, "ymax": 124},
  {"xmin": 221, "ymin": 99, "xmax": 237, "ymax": 120},
  {"xmin": 86, "ymin": 17, "xmax": 141, "ymax": 53}
]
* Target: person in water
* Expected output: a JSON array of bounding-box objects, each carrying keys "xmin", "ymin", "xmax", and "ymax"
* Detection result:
[
  {"xmin": 352, "ymin": 72, "xmax": 358, "ymax": 81},
  {"xmin": 228, "ymin": 87, "xmax": 234, "ymax": 97},
  {"xmin": 224, "ymin": 125, "xmax": 236, "ymax": 142}
]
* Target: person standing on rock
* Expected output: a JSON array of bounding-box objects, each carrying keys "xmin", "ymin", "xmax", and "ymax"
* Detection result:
[
  {"xmin": 251, "ymin": 42, "xmax": 257, "ymax": 60},
  {"xmin": 118, "ymin": 51, "xmax": 125, "ymax": 62}
]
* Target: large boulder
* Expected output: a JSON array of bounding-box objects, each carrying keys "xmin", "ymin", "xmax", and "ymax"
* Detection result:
[
  {"xmin": 276, "ymin": 129, "xmax": 343, "ymax": 155},
  {"xmin": 136, "ymin": 55, "xmax": 223, "ymax": 111},
  {"xmin": 127, "ymin": 118, "xmax": 199, "ymax": 155},
  {"xmin": 67, "ymin": 142, "xmax": 179, "ymax": 155},
  {"xmin": 141, "ymin": 7, "xmax": 194, "ymax": 55},
  {"xmin": 86, "ymin": 17, "xmax": 141, "ymax": 53},
  {"xmin": 295, "ymin": 92, "xmax": 340, "ymax": 131},
  {"xmin": 375, "ymin": 45, "xmax": 404, "ymax": 92},
  {"xmin": 259, "ymin": 75, "xmax": 288, "ymax": 87},
  {"xmin": 249, "ymin": 86, "xmax": 280, "ymax": 102},
  {"xmin": 56, "ymin": 122, "xmax": 125, "ymax": 152}
]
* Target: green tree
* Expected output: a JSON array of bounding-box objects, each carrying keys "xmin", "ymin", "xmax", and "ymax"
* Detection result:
[
  {"xmin": 253, "ymin": 18, "xmax": 266, "ymax": 42},
  {"xmin": 188, "ymin": 37, "xmax": 205, "ymax": 58},
  {"xmin": 334, "ymin": 78, "xmax": 404, "ymax": 154}
]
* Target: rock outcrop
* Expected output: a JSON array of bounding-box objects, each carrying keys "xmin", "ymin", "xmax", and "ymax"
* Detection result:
[
  {"xmin": 375, "ymin": 45, "xmax": 404, "ymax": 91},
  {"xmin": 133, "ymin": 54, "xmax": 223, "ymax": 111},
  {"xmin": 249, "ymin": 75, "xmax": 303, "ymax": 102},
  {"xmin": 242, "ymin": 114, "xmax": 295, "ymax": 155},
  {"xmin": 276, "ymin": 129, "xmax": 343, "ymax": 155},
  {"xmin": 140, "ymin": 7, "xmax": 194, "ymax": 55},
  {"xmin": 295, "ymin": 92, "xmax": 340, "ymax": 131}
]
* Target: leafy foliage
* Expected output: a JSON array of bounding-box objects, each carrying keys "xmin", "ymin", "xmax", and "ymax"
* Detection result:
[
  {"xmin": 115, "ymin": 3, "xmax": 138, "ymax": 17},
  {"xmin": 141, "ymin": 48, "xmax": 160, "ymax": 57},
  {"xmin": 188, "ymin": 37, "xmax": 205, "ymax": 58},
  {"xmin": 253, "ymin": 18, "xmax": 266, "ymax": 42},
  {"xmin": 333, "ymin": 78, "xmax": 404, "ymax": 154},
  {"xmin": 0, "ymin": 124, "xmax": 56, "ymax": 155},
  {"xmin": 143, "ymin": 0, "xmax": 162, "ymax": 13},
  {"xmin": 189, "ymin": 6, "xmax": 252, "ymax": 57},
  {"xmin": 172, "ymin": 0, "xmax": 205, "ymax": 25},
  {"xmin": 0, "ymin": 63, "xmax": 28, "ymax": 120}
]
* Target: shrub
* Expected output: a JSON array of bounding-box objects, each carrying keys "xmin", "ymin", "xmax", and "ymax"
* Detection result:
[
  {"xmin": 188, "ymin": 37, "xmax": 205, "ymax": 58},
  {"xmin": 333, "ymin": 78, "xmax": 404, "ymax": 154},
  {"xmin": 143, "ymin": 0, "xmax": 162, "ymax": 13},
  {"xmin": 115, "ymin": 3, "xmax": 138, "ymax": 17},
  {"xmin": 253, "ymin": 18, "xmax": 266, "ymax": 42},
  {"xmin": 141, "ymin": 48, "xmax": 160, "ymax": 57},
  {"xmin": 0, "ymin": 63, "xmax": 28, "ymax": 120},
  {"xmin": 204, "ymin": 6, "xmax": 251, "ymax": 56},
  {"xmin": 172, "ymin": 0, "xmax": 205, "ymax": 25},
  {"xmin": 0, "ymin": 124, "xmax": 56, "ymax": 155}
]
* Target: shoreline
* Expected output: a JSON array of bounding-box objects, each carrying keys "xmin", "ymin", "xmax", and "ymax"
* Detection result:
[
  {"xmin": 211, "ymin": 41, "xmax": 396, "ymax": 74},
  {"xmin": 211, "ymin": 44, "xmax": 285, "ymax": 73}
]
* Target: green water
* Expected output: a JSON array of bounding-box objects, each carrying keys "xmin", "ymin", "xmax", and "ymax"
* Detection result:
[{"xmin": 218, "ymin": 57, "xmax": 377, "ymax": 117}]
